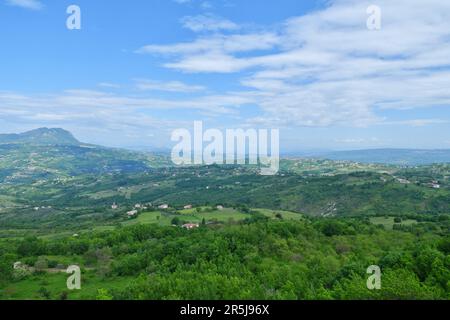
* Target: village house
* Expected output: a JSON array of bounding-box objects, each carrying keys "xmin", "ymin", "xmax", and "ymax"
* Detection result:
[
  {"xmin": 396, "ymin": 178, "xmax": 410, "ymax": 184},
  {"xmin": 127, "ymin": 210, "xmax": 138, "ymax": 217},
  {"xmin": 111, "ymin": 203, "xmax": 118, "ymax": 210},
  {"xmin": 184, "ymin": 204, "xmax": 193, "ymax": 209},
  {"xmin": 182, "ymin": 223, "xmax": 199, "ymax": 230},
  {"xmin": 158, "ymin": 204, "xmax": 169, "ymax": 209},
  {"xmin": 431, "ymin": 181, "xmax": 441, "ymax": 189}
]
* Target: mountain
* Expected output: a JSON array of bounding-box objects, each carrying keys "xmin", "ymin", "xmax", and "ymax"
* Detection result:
[
  {"xmin": 319, "ymin": 148, "xmax": 450, "ymax": 165},
  {"xmin": 0, "ymin": 128, "xmax": 80, "ymax": 146},
  {"xmin": 0, "ymin": 128, "xmax": 448, "ymax": 231},
  {"xmin": 0, "ymin": 128, "xmax": 172, "ymax": 184}
]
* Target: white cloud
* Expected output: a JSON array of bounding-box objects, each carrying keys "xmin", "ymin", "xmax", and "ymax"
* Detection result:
[
  {"xmin": 137, "ymin": 33, "xmax": 279, "ymax": 56},
  {"xmin": 181, "ymin": 14, "xmax": 239, "ymax": 32},
  {"xmin": 6, "ymin": 0, "xmax": 43, "ymax": 10},
  {"xmin": 0, "ymin": 88, "xmax": 253, "ymax": 126},
  {"xmin": 98, "ymin": 82, "xmax": 121, "ymax": 89},
  {"xmin": 134, "ymin": 79, "xmax": 205, "ymax": 93},
  {"xmin": 383, "ymin": 119, "xmax": 449, "ymax": 127},
  {"xmin": 137, "ymin": 0, "xmax": 450, "ymax": 128}
]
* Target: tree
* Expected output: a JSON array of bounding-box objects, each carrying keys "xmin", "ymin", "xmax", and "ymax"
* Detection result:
[
  {"xmin": 17, "ymin": 237, "xmax": 45, "ymax": 257},
  {"xmin": 59, "ymin": 291, "xmax": 69, "ymax": 300},
  {"xmin": 171, "ymin": 217, "xmax": 181, "ymax": 226},
  {"xmin": 96, "ymin": 288, "xmax": 113, "ymax": 300},
  {"xmin": 34, "ymin": 256, "xmax": 48, "ymax": 271},
  {"xmin": 38, "ymin": 287, "xmax": 51, "ymax": 300}
]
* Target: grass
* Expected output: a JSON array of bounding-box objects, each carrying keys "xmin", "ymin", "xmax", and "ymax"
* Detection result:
[
  {"xmin": 122, "ymin": 211, "xmax": 171, "ymax": 226},
  {"xmin": 256, "ymin": 208, "xmax": 304, "ymax": 221},
  {"xmin": 369, "ymin": 217, "xmax": 418, "ymax": 230},
  {"xmin": 120, "ymin": 207, "xmax": 303, "ymax": 228},
  {"xmin": 0, "ymin": 271, "xmax": 133, "ymax": 300},
  {"xmin": 122, "ymin": 208, "xmax": 250, "ymax": 227}
]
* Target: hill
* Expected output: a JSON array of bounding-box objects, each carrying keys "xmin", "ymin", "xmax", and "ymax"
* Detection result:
[
  {"xmin": 0, "ymin": 128, "xmax": 80, "ymax": 146},
  {"xmin": 0, "ymin": 129, "xmax": 448, "ymax": 232},
  {"xmin": 321, "ymin": 148, "xmax": 450, "ymax": 165}
]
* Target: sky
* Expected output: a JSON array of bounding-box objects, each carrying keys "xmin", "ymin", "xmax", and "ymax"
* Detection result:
[{"xmin": 0, "ymin": 0, "xmax": 450, "ymax": 152}]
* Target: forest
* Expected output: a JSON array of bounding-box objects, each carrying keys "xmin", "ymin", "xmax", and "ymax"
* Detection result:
[{"xmin": 1, "ymin": 214, "xmax": 449, "ymax": 300}]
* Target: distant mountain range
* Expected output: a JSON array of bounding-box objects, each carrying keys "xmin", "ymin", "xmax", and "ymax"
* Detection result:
[
  {"xmin": 319, "ymin": 149, "xmax": 450, "ymax": 165},
  {"xmin": 0, "ymin": 128, "xmax": 80, "ymax": 146},
  {"xmin": 1, "ymin": 128, "xmax": 450, "ymax": 166},
  {"xmin": 0, "ymin": 128, "xmax": 171, "ymax": 181}
]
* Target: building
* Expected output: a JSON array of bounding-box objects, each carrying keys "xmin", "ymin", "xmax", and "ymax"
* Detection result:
[
  {"xmin": 431, "ymin": 182, "xmax": 441, "ymax": 189},
  {"xmin": 111, "ymin": 203, "xmax": 118, "ymax": 210},
  {"xmin": 182, "ymin": 223, "xmax": 199, "ymax": 230},
  {"xmin": 184, "ymin": 205, "xmax": 193, "ymax": 209},
  {"xmin": 216, "ymin": 205, "xmax": 224, "ymax": 210},
  {"xmin": 127, "ymin": 210, "xmax": 138, "ymax": 217},
  {"xmin": 158, "ymin": 204, "xmax": 169, "ymax": 209}
]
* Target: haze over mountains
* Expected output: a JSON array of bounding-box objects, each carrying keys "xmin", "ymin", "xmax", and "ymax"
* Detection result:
[
  {"xmin": 1, "ymin": 127, "xmax": 448, "ymax": 231},
  {"xmin": 0, "ymin": 128, "xmax": 80, "ymax": 146},
  {"xmin": 1, "ymin": 128, "xmax": 450, "ymax": 166}
]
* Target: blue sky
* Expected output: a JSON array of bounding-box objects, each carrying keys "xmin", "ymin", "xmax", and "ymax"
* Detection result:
[{"xmin": 1, "ymin": 0, "xmax": 450, "ymax": 151}]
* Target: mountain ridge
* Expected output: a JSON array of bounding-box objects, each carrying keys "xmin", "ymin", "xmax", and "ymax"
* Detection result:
[
  {"xmin": 0, "ymin": 128, "xmax": 80, "ymax": 146},
  {"xmin": 320, "ymin": 148, "xmax": 450, "ymax": 165},
  {"xmin": 2, "ymin": 128, "xmax": 450, "ymax": 165}
]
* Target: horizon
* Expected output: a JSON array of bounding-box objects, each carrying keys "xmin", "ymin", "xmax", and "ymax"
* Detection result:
[
  {"xmin": 1, "ymin": 0, "xmax": 450, "ymax": 151},
  {"xmin": 2, "ymin": 127, "xmax": 450, "ymax": 156}
]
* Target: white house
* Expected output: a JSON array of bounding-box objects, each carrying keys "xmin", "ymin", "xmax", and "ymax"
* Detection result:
[
  {"xmin": 127, "ymin": 210, "xmax": 138, "ymax": 217},
  {"xmin": 182, "ymin": 223, "xmax": 199, "ymax": 230},
  {"xmin": 158, "ymin": 204, "xmax": 169, "ymax": 209},
  {"xmin": 184, "ymin": 205, "xmax": 193, "ymax": 209}
]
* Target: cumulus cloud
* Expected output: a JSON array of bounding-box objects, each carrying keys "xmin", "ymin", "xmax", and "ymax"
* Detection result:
[
  {"xmin": 181, "ymin": 14, "xmax": 239, "ymax": 32},
  {"xmin": 6, "ymin": 0, "xmax": 43, "ymax": 10},
  {"xmin": 134, "ymin": 79, "xmax": 205, "ymax": 93},
  {"xmin": 138, "ymin": 0, "xmax": 450, "ymax": 128},
  {"xmin": 0, "ymin": 88, "xmax": 253, "ymax": 130}
]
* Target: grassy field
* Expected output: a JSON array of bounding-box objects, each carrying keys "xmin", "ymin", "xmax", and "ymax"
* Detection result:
[
  {"xmin": 256, "ymin": 208, "xmax": 304, "ymax": 221},
  {"xmin": 0, "ymin": 271, "xmax": 132, "ymax": 300},
  {"xmin": 369, "ymin": 217, "xmax": 418, "ymax": 230},
  {"xmin": 122, "ymin": 207, "xmax": 250, "ymax": 227},
  {"xmin": 120, "ymin": 207, "xmax": 303, "ymax": 228}
]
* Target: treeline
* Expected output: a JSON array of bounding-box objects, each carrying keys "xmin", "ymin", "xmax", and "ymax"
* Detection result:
[{"xmin": 1, "ymin": 217, "xmax": 449, "ymax": 300}]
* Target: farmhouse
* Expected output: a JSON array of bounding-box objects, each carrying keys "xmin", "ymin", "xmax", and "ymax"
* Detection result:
[
  {"xmin": 182, "ymin": 223, "xmax": 199, "ymax": 230},
  {"xmin": 127, "ymin": 210, "xmax": 138, "ymax": 217}
]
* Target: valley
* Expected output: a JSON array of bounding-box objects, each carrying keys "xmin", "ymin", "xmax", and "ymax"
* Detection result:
[{"xmin": 0, "ymin": 128, "xmax": 449, "ymax": 300}]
